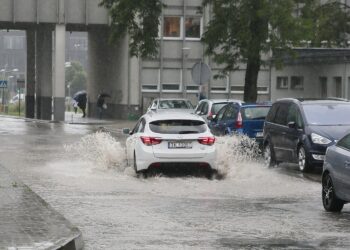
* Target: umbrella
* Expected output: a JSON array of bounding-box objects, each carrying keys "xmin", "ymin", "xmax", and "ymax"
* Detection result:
[
  {"xmin": 73, "ymin": 90, "xmax": 87, "ymax": 103},
  {"xmin": 99, "ymin": 93, "xmax": 111, "ymax": 98}
]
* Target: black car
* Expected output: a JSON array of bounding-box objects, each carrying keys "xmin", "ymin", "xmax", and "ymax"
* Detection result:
[{"xmin": 263, "ymin": 98, "xmax": 350, "ymax": 172}]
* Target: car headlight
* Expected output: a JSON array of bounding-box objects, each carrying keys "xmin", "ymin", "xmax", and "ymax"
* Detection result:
[{"xmin": 311, "ymin": 133, "xmax": 331, "ymax": 145}]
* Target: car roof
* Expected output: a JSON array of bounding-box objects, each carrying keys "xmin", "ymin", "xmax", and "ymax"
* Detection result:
[
  {"xmin": 154, "ymin": 98, "xmax": 192, "ymax": 101},
  {"xmin": 144, "ymin": 111, "xmax": 204, "ymax": 122},
  {"xmin": 276, "ymin": 98, "xmax": 350, "ymax": 105},
  {"xmin": 201, "ymin": 99, "xmax": 243, "ymax": 104}
]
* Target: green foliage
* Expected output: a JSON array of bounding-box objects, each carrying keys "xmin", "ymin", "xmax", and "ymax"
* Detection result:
[
  {"xmin": 65, "ymin": 61, "xmax": 87, "ymax": 97},
  {"xmin": 99, "ymin": 0, "xmax": 163, "ymax": 58},
  {"xmin": 201, "ymin": 0, "xmax": 350, "ymax": 101}
]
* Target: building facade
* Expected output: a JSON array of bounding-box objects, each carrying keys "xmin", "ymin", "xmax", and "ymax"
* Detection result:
[{"xmin": 139, "ymin": 0, "xmax": 270, "ymax": 112}]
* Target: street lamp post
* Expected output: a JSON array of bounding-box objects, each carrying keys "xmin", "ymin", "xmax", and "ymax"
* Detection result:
[{"xmin": 182, "ymin": 47, "xmax": 190, "ymax": 98}]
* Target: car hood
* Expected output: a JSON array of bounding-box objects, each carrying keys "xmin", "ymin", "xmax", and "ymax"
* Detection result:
[{"xmin": 309, "ymin": 125, "xmax": 350, "ymax": 141}]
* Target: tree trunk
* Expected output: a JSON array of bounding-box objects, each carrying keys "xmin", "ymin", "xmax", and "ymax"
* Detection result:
[{"xmin": 244, "ymin": 57, "xmax": 261, "ymax": 102}]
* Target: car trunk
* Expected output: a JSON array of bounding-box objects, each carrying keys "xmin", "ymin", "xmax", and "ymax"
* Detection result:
[
  {"xmin": 242, "ymin": 119, "xmax": 265, "ymax": 138},
  {"xmin": 152, "ymin": 134, "xmax": 207, "ymax": 158}
]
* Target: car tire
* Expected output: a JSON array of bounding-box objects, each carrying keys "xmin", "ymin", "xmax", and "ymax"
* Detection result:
[
  {"xmin": 322, "ymin": 174, "xmax": 344, "ymax": 212},
  {"xmin": 263, "ymin": 142, "xmax": 276, "ymax": 167},
  {"xmin": 297, "ymin": 146, "xmax": 312, "ymax": 172},
  {"xmin": 133, "ymin": 152, "xmax": 138, "ymax": 173}
]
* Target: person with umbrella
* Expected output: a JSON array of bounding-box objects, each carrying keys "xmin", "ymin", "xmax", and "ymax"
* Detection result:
[
  {"xmin": 73, "ymin": 90, "xmax": 87, "ymax": 118},
  {"xmin": 96, "ymin": 92, "xmax": 111, "ymax": 119}
]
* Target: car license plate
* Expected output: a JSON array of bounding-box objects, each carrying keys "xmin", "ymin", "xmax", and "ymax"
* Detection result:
[
  {"xmin": 168, "ymin": 141, "xmax": 192, "ymax": 149},
  {"xmin": 256, "ymin": 132, "xmax": 263, "ymax": 138}
]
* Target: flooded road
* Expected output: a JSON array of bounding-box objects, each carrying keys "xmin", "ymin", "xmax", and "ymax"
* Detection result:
[{"xmin": 0, "ymin": 117, "xmax": 349, "ymax": 249}]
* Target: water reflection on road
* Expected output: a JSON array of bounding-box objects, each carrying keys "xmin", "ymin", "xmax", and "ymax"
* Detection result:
[{"xmin": 0, "ymin": 117, "xmax": 349, "ymax": 249}]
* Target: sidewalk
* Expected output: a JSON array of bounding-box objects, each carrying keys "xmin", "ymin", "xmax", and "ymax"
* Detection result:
[{"xmin": 0, "ymin": 165, "xmax": 83, "ymax": 250}]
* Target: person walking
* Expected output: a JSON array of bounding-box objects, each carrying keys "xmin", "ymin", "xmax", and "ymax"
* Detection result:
[
  {"xmin": 73, "ymin": 90, "xmax": 87, "ymax": 118},
  {"xmin": 96, "ymin": 92, "xmax": 110, "ymax": 119}
]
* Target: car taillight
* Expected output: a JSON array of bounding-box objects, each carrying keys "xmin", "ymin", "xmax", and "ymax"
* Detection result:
[
  {"xmin": 198, "ymin": 137, "xmax": 216, "ymax": 146},
  {"xmin": 140, "ymin": 136, "xmax": 162, "ymax": 146},
  {"xmin": 236, "ymin": 112, "xmax": 243, "ymax": 129}
]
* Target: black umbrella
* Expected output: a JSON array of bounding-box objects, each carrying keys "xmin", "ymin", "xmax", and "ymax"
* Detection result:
[
  {"xmin": 99, "ymin": 93, "xmax": 111, "ymax": 98},
  {"xmin": 73, "ymin": 90, "xmax": 87, "ymax": 103}
]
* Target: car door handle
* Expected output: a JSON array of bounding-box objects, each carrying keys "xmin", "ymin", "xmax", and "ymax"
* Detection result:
[{"xmin": 282, "ymin": 132, "xmax": 286, "ymax": 135}]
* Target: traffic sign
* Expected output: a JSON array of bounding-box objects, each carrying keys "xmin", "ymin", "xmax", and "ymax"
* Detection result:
[
  {"xmin": 0, "ymin": 80, "xmax": 8, "ymax": 88},
  {"xmin": 191, "ymin": 62, "xmax": 212, "ymax": 85},
  {"xmin": 17, "ymin": 79, "xmax": 25, "ymax": 89}
]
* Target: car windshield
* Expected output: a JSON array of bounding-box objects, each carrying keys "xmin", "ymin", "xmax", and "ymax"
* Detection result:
[
  {"xmin": 159, "ymin": 100, "xmax": 193, "ymax": 109},
  {"xmin": 149, "ymin": 120, "xmax": 207, "ymax": 134},
  {"xmin": 211, "ymin": 103, "xmax": 229, "ymax": 114},
  {"xmin": 303, "ymin": 103, "xmax": 350, "ymax": 125},
  {"xmin": 242, "ymin": 106, "xmax": 271, "ymax": 120}
]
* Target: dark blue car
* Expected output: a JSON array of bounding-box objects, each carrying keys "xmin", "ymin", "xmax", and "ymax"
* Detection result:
[
  {"xmin": 322, "ymin": 132, "xmax": 350, "ymax": 212},
  {"xmin": 209, "ymin": 102, "xmax": 272, "ymax": 143}
]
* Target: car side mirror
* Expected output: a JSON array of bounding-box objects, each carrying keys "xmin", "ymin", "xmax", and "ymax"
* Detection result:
[
  {"xmin": 123, "ymin": 128, "xmax": 131, "ymax": 135},
  {"xmin": 288, "ymin": 121, "xmax": 296, "ymax": 129}
]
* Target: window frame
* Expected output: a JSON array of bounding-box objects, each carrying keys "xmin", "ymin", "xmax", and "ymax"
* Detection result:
[
  {"xmin": 162, "ymin": 16, "xmax": 183, "ymax": 40},
  {"xmin": 184, "ymin": 16, "xmax": 203, "ymax": 41},
  {"xmin": 337, "ymin": 134, "xmax": 350, "ymax": 151}
]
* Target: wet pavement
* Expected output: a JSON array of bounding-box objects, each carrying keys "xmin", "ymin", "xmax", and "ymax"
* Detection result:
[
  {"xmin": 0, "ymin": 164, "xmax": 82, "ymax": 249},
  {"xmin": 0, "ymin": 115, "xmax": 350, "ymax": 249}
]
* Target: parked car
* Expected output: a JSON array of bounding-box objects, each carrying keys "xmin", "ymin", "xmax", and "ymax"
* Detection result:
[
  {"xmin": 147, "ymin": 98, "xmax": 194, "ymax": 113},
  {"xmin": 125, "ymin": 111, "xmax": 217, "ymax": 177},
  {"xmin": 322, "ymin": 132, "xmax": 350, "ymax": 212},
  {"xmin": 263, "ymin": 98, "xmax": 350, "ymax": 172},
  {"xmin": 195, "ymin": 99, "xmax": 243, "ymax": 123},
  {"xmin": 209, "ymin": 102, "xmax": 271, "ymax": 144}
]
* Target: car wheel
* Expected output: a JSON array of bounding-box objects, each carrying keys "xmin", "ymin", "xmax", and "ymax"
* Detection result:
[
  {"xmin": 263, "ymin": 142, "xmax": 276, "ymax": 167},
  {"xmin": 322, "ymin": 174, "xmax": 344, "ymax": 212},
  {"xmin": 133, "ymin": 152, "xmax": 138, "ymax": 173},
  {"xmin": 297, "ymin": 146, "xmax": 312, "ymax": 172}
]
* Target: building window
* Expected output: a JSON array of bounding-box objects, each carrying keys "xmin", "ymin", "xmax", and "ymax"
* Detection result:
[
  {"xmin": 334, "ymin": 77, "xmax": 342, "ymax": 98},
  {"xmin": 319, "ymin": 77, "xmax": 327, "ymax": 98},
  {"xmin": 163, "ymin": 16, "xmax": 181, "ymax": 38},
  {"xmin": 142, "ymin": 69, "xmax": 159, "ymax": 92},
  {"xmin": 162, "ymin": 69, "xmax": 181, "ymax": 92},
  {"xmin": 231, "ymin": 85, "xmax": 269, "ymax": 94},
  {"xmin": 185, "ymin": 17, "xmax": 201, "ymax": 39},
  {"xmin": 277, "ymin": 76, "xmax": 288, "ymax": 89},
  {"xmin": 211, "ymin": 73, "xmax": 228, "ymax": 93},
  {"xmin": 291, "ymin": 76, "xmax": 304, "ymax": 90}
]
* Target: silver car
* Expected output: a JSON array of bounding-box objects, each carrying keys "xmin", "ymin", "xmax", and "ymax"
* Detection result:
[
  {"xmin": 195, "ymin": 99, "xmax": 243, "ymax": 123},
  {"xmin": 322, "ymin": 132, "xmax": 350, "ymax": 212}
]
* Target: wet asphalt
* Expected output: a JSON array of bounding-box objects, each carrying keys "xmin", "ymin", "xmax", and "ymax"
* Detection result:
[{"xmin": 0, "ymin": 116, "xmax": 349, "ymax": 249}]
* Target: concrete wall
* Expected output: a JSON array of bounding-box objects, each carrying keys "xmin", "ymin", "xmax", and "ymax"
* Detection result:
[
  {"xmin": 0, "ymin": 0, "xmax": 108, "ymax": 25},
  {"xmin": 271, "ymin": 63, "xmax": 350, "ymax": 101}
]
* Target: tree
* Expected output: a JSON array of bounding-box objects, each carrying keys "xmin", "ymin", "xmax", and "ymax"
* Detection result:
[
  {"xmin": 202, "ymin": 0, "xmax": 350, "ymax": 102},
  {"xmin": 101, "ymin": 0, "xmax": 350, "ymax": 102},
  {"xmin": 99, "ymin": 0, "xmax": 162, "ymax": 58},
  {"xmin": 65, "ymin": 61, "xmax": 87, "ymax": 97}
]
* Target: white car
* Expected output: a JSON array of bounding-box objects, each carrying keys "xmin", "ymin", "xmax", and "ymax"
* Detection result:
[
  {"xmin": 125, "ymin": 112, "xmax": 217, "ymax": 177},
  {"xmin": 147, "ymin": 98, "xmax": 194, "ymax": 113}
]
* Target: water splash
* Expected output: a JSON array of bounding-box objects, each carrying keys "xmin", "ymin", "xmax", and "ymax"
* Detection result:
[
  {"xmin": 64, "ymin": 132, "xmax": 127, "ymax": 170},
  {"xmin": 215, "ymin": 134, "xmax": 263, "ymax": 178}
]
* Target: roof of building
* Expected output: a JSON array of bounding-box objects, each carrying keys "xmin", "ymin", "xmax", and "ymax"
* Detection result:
[{"xmin": 274, "ymin": 48, "xmax": 350, "ymax": 65}]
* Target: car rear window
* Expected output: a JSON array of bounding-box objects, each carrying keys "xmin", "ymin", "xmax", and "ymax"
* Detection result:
[
  {"xmin": 241, "ymin": 107, "xmax": 271, "ymax": 120},
  {"xmin": 149, "ymin": 120, "xmax": 207, "ymax": 134},
  {"xmin": 211, "ymin": 103, "xmax": 228, "ymax": 114},
  {"xmin": 159, "ymin": 100, "xmax": 193, "ymax": 109}
]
